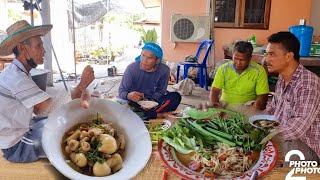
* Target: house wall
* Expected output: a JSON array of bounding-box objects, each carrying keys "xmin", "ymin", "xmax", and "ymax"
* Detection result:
[
  {"xmin": 214, "ymin": 0, "xmax": 312, "ymax": 61},
  {"xmin": 161, "ymin": 0, "xmax": 312, "ymax": 63},
  {"xmin": 311, "ymin": 0, "xmax": 320, "ymax": 36},
  {"xmin": 161, "ymin": 0, "xmax": 207, "ymax": 62}
]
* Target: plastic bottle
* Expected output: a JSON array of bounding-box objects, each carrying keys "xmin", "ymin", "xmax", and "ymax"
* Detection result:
[
  {"xmin": 289, "ymin": 25, "xmax": 313, "ymax": 56},
  {"xmin": 250, "ymin": 34, "xmax": 256, "ymax": 48}
]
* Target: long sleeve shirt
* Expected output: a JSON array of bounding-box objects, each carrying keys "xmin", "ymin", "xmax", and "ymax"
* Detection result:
[
  {"xmin": 118, "ymin": 61, "xmax": 170, "ymax": 101},
  {"xmin": 266, "ymin": 64, "xmax": 320, "ymax": 158}
]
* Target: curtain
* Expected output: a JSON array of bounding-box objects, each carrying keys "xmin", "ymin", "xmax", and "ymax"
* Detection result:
[{"xmin": 244, "ymin": 0, "xmax": 266, "ymax": 23}]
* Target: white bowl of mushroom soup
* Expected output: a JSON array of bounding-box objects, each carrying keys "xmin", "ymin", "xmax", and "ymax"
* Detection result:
[{"xmin": 42, "ymin": 98, "xmax": 152, "ymax": 180}]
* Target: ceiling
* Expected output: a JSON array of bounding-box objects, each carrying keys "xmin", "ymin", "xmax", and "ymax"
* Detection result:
[{"xmin": 140, "ymin": 0, "xmax": 161, "ymax": 8}]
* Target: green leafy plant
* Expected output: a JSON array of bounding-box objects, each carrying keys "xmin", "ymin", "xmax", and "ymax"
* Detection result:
[{"xmin": 140, "ymin": 28, "xmax": 158, "ymax": 43}]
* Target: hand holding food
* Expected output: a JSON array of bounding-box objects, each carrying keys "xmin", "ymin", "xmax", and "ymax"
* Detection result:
[
  {"xmin": 195, "ymin": 101, "xmax": 226, "ymax": 111},
  {"xmin": 127, "ymin": 91, "xmax": 144, "ymax": 102}
]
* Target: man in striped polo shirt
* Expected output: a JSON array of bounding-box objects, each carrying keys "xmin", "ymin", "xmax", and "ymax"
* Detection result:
[{"xmin": 0, "ymin": 20, "xmax": 94, "ymax": 162}]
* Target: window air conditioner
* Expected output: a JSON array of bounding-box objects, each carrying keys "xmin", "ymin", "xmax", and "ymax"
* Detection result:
[{"xmin": 170, "ymin": 15, "xmax": 211, "ymax": 42}]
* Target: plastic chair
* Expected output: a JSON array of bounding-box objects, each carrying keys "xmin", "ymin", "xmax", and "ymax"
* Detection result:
[{"xmin": 176, "ymin": 39, "xmax": 214, "ymax": 91}]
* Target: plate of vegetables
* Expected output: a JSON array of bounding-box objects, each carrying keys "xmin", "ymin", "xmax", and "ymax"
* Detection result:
[
  {"xmin": 145, "ymin": 119, "xmax": 171, "ymax": 144},
  {"xmin": 158, "ymin": 108, "xmax": 278, "ymax": 179}
]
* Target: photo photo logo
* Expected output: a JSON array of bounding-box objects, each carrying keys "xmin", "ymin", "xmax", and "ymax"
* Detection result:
[{"xmin": 285, "ymin": 150, "xmax": 320, "ymax": 180}]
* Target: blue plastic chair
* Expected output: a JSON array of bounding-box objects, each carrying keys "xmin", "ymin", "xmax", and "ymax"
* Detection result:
[{"xmin": 176, "ymin": 39, "xmax": 214, "ymax": 91}]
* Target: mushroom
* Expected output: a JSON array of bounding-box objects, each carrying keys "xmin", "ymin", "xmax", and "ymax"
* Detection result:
[
  {"xmin": 106, "ymin": 153, "xmax": 123, "ymax": 172},
  {"xmin": 80, "ymin": 137, "xmax": 90, "ymax": 143},
  {"xmin": 65, "ymin": 145, "xmax": 72, "ymax": 154},
  {"xmin": 93, "ymin": 161, "xmax": 111, "ymax": 177},
  {"xmin": 70, "ymin": 152, "xmax": 77, "ymax": 163},
  {"xmin": 80, "ymin": 131, "xmax": 89, "ymax": 139},
  {"xmin": 88, "ymin": 128, "xmax": 103, "ymax": 137},
  {"xmin": 68, "ymin": 139, "xmax": 80, "ymax": 151},
  {"xmin": 80, "ymin": 141, "xmax": 91, "ymax": 152},
  {"xmin": 116, "ymin": 134, "xmax": 126, "ymax": 150},
  {"xmin": 66, "ymin": 129, "xmax": 80, "ymax": 144},
  {"xmin": 70, "ymin": 153, "xmax": 88, "ymax": 168},
  {"xmin": 75, "ymin": 153, "xmax": 88, "ymax": 167},
  {"xmin": 98, "ymin": 134, "xmax": 117, "ymax": 154}
]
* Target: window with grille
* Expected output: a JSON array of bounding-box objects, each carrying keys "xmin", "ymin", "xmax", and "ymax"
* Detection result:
[{"xmin": 214, "ymin": 0, "xmax": 271, "ymax": 29}]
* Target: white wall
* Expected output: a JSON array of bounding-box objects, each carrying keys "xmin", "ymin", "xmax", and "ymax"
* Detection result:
[
  {"xmin": 0, "ymin": 0, "xmax": 8, "ymax": 31},
  {"xmin": 50, "ymin": 1, "xmax": 75, "ymax": 73},
  {"xmin": 311, "ymin": 0, "xmax": 320, "ymax": 36}
]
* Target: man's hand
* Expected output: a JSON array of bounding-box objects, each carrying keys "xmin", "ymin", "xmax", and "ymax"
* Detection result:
[
  {"xmin": 80, "ymin": 89, "xmax": 90, "ymax": 109},
  {"xmin": 71, "ymin": 65, "xmax": 95, "ymax": 100},
  {"xmin": 127, "ymin": 91, "xmax": 144, "ymax": 102},
  {"xmin": 195, "ymin": 101, "xmax": 226, "ymax": 111},
  {"xmin": 78, "ymin": 65, "xmax": 95, "ymax": 91}
]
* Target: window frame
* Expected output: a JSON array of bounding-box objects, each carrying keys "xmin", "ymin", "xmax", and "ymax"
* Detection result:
[{"xmin": 214, "ymin": 0, "xmax": 271, "ymax": 29}]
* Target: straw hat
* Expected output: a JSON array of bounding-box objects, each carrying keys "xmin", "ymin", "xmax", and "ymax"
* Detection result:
[{"xmin": 0, "ymin": 20, "xmax": 53, "ymax": 56}]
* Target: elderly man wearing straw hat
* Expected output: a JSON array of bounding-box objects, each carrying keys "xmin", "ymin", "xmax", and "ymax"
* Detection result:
[
  {"xmin": 0, "ymin": 20, "xmax": 95, "ymax": 162},
  {"xmin": 119, "ymin": 42, "xmax": 181, "ymax": 120}
]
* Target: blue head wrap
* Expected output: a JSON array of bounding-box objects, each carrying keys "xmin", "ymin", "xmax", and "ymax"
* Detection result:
[{"xmin": 135, "ymin": 42, "xmax": 163, "ymax": 64}]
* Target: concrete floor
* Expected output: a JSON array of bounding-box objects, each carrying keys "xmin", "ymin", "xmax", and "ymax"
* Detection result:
[{"xmin": 46, "ymin": 55, "xmax": 211, "ymax": 111}]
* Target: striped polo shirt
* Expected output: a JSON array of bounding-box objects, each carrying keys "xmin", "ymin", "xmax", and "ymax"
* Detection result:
[
  {"xmin": 212, "ymin": 61, "xmax": 269, "ymax": 103},
  {"xmin": 0, "ymin": 59, "xmax": 50, "ymax": 149}
]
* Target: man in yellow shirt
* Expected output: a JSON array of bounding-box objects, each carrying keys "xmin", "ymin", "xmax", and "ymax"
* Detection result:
[{"xmin": 211, "ymin": 41, "xmax": 269, "ymax": 110}]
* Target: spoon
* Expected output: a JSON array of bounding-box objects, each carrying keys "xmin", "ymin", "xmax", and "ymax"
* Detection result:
[
  {"xmin": 259, "ymin": 128, "xmax": 279, "ymax": 145},
  {"xmin": 250, "ymin": 171, "xmax": 258, "ymax": 180},
  {"xmin": 172, "ymin": 111, "xmax": 184, "ymax": 117}
]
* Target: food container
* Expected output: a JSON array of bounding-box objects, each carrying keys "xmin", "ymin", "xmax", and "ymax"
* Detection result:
[
  {"xmin": 30, "ymin": 68, "xmax": 50, "ymax": 91},
  {"xmin": 310, "ymin": 43, "xmax": 320, "ymax": 56}
]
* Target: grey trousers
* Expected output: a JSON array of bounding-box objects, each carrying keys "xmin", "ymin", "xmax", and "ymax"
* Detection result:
[
  {"xmin": 283, "ymin": 139, "xmax": 320, "ymax": 167},
  {"xmin": 1, "ymin": 117, "xmax": 47, "ymax": 163}
]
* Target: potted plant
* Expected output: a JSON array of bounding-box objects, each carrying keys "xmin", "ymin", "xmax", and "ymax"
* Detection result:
[{"xmin": 140, "ymin": 28, "xmax": 158, "ymax": 43}]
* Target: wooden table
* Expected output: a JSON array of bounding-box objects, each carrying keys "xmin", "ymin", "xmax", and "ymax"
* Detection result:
[{"xmin": 0, "ymin": 103, "xmax": 319, "ymax": 179}]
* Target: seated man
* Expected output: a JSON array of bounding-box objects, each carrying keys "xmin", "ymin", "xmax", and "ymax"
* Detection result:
[
  {"xmin": 0, "ymin": 20, "xmax": 95, "ymax": 162},
  {"xmin": 119, "ymin": 42, "xmax": 181, "ymax": 120},
  {"xmin": 210, "ymin": 41, "xmax": 269, "ymax": 110},
  {"xmin": 265, "ymin": 32, "xmax": 320, "ymax": 165}
]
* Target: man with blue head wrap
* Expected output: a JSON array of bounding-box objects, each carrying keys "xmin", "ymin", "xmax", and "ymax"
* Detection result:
[{"xmin": 119, "ymin": 43, "xmax": 181, "ymax": 120}]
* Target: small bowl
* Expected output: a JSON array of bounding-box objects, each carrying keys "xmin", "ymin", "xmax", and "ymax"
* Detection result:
[
  {"xmin": 144, "ymin": 119, "xmax": 171, "ymax": 145},
  {"xmin": 145, "ymin": 119, "xmax": 172, "ymax": 131},
  {"xmin": 138, "ymin": 100, "xmax": 159, "ymax": 109},
  {"xmin": 249, "ymin": 114, "xmax": 279, "ymax": 130}
]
